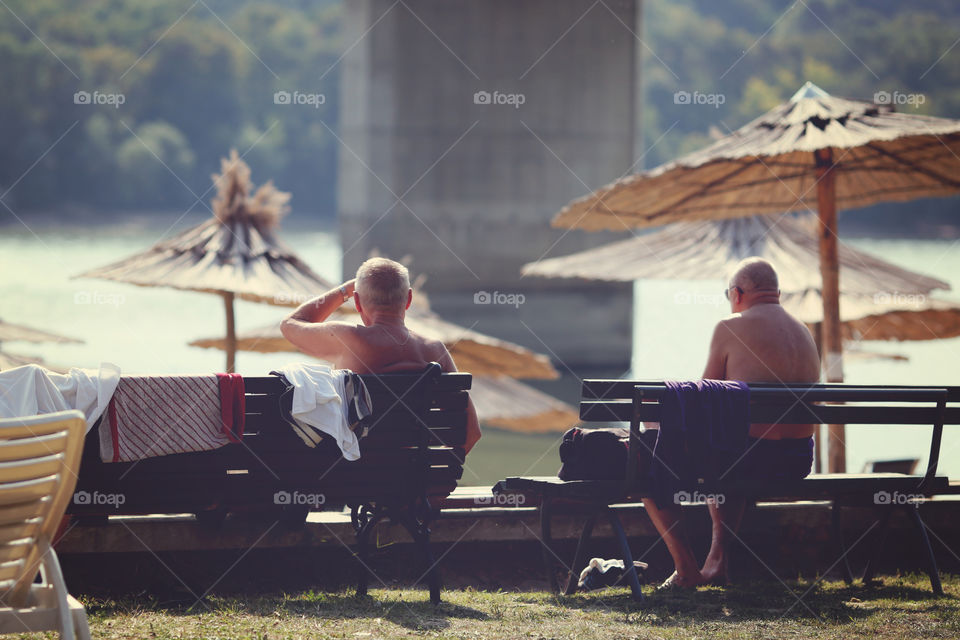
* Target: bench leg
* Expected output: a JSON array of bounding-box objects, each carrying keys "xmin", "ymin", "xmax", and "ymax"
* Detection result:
[
  {"xmin": 562, "ymin": 513, "xmax": 598, "ymax": 595},
  {"xmin": 606, "ymin": 510, "xmax": 644, "ymax": 602},
  {"xmin": 862, "ymin": 506, "xmax": 894, "ymax": 585},
  {"xmin": 352, "ymin": 506, "xmax": 381, "ymax": 598},
  {"xmin": 905, "ymin": 503, "xmax": 943, "ymax": 596},
  {"xmin": 399, "ymin": 515, "xmax": 441, "ymax": 605},
  {"xmin": 830, "ymin": 503, "xmax": 855, "ymax": 586},
  {"xmin": 539, "ymin": 500, "xmax": 562, "ymax": 593}
]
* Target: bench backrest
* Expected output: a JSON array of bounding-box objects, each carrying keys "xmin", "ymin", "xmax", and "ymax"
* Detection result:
[
  {"xmin": 68, "ymin": 368, "xmax": 472, "ymax": 517},
  {"xmin": 579, "ymin": 380, "xmax": 960, "ymax": 492}
]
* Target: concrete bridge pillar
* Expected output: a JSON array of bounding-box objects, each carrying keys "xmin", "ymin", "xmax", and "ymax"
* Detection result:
[{"xmin": 339, "ymin": 0, "xmax": 642, "ymax": 370}]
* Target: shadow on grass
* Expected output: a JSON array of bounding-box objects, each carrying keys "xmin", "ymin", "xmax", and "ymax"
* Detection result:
[
  {"xmin": 515, "ymin": 575, "xmax": 957, "ymax": 627},
  {"xmin": 85, "ymin": 588, "xmax": 489, "ymax": 632}
]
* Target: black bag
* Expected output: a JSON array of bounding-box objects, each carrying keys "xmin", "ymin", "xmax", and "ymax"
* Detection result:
[{"xmin": 558, "ymin": 427, "xmax": 657, "ymax": 482}]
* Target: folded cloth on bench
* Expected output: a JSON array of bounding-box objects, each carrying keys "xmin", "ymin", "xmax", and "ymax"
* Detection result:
[
  {"xmin": 98, "ymin": 373, "xmax": 245, "ymax": 462},
  {"xmin": 650, "ymin": 379, "xmax": 750, "ymax": 501},
  {"xmin": 726, "ymin": 436, "xmax": 814, "ymax": 482},
  {"xmin": 271, "ymin": 363, "xmax": 372, "ymax": 460},
  {"xmin": 0, "ymin": 362, "xmax": 120, "ymax": 432}
]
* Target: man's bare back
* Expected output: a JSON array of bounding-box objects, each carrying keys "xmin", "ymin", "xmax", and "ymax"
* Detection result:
[
  {"xmin": 704, "ymin": 277, "xmax": 820, "ymax": 439},
  {"xmin": 280, "ymin": 258, "xmax": 481, "ymax": 453},
  {"xmin": 304, "ymin": 322, "xmax": 453, "ymax": 375}
]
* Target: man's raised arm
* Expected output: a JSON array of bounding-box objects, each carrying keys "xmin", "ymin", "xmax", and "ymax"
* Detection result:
[{"xmin": 280, "ymin": 279, "xmax": 357, "ymax": 360}]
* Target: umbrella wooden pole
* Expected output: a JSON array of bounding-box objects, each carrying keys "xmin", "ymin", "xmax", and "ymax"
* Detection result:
[
  {"xmin": 223, "ymin": 292, "xmax": 237, "ymax": 373},
  {"xmin": 815, "ymin": 148, "xmax": 846, "ymax": 473},
  {"xmin": 810, "ymin": 321, "xmax": 823, "ymax": 474}
]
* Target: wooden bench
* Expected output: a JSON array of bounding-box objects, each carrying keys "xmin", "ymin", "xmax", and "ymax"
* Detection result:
[
  {"xmin": 67, "ymin": 364, "xmax": 472, "ymax": 603},
  {"xmin": 493, "ymin": 380, "xmax": 959, "ymax": 601}
]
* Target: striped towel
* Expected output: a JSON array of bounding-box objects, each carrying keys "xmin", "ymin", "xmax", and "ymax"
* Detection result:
[{"xmin": 98, "ymin": 374, "xmax": 245, "ymax": 463}]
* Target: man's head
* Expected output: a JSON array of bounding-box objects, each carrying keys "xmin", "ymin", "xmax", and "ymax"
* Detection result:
[
  {"xmin": 354, "ymin": 257, "xmax": 412, "ymax": 319},
  {"xmin": 727, "ymin": 257, "xmax": 780, "ymax": 312}
]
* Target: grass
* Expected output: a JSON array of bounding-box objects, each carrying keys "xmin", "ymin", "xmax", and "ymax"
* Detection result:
[{"xmin": 20, "ymin": 574, "xmax": 960, "ymax": 639}]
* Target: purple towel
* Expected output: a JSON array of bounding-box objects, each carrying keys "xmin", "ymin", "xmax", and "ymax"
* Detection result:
[{"xmin": 649, "ymin": 379, "xmax": 750, "ymax": 501}]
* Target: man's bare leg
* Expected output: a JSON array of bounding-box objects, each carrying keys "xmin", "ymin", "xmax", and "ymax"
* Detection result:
[
  {"xmin": 643, "ymin": 497, "xmax": 705, "ymax": 587},
  {"xmin": 700, "ymin": 497, "xmax": 747, "ymax": 584}
]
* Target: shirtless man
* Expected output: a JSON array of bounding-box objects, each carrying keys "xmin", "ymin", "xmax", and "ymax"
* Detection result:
[
  {"xmin": 644, "ymin": 257, "xmax": 820, "ymax": 589},
  {"xmin": 280, "ymin": 257, "xmax": 482, "ymax": 454}
]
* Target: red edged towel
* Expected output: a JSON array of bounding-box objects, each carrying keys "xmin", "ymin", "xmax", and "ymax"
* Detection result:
[{"xmin": 99, "ymin": 374, "xmax": 245, "ymax": 463}]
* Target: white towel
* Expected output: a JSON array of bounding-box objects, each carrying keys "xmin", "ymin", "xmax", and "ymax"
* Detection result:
[
  {"xmin": 0, "ymin": 362, "xmax": 121, "ymax": 432},
  {"xmin": 274, "ymin": 363, "xmax": 367, "ymax": 460}
]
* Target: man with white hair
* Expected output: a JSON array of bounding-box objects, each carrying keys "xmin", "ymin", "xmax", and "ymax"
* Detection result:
[
  {"xmin": 281, "ymin": 257, "xmax": 481, "ymax": 453},
  {"xmin": 644, "ymin": 257, "xmax": 821, "ymax": 589}
]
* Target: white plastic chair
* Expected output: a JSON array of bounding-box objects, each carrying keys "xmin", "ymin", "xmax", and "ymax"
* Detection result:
[{"xmin": 0, "ymin": 410, "xmax": 90, "ymax": 639}]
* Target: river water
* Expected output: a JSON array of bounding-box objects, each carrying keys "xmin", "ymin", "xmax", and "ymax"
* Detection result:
[{"xmin": 1, "ymin": 215, "xmax": 958, "ymax": 483}]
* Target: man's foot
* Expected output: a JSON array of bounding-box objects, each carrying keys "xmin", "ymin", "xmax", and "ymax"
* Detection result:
[
  {"xmin": 699, "ymin": 564, "xmax": 729, "ymax": 586},
  {"xmin": 655, "ymin": 570, "xmax": 705, "ymax": 592}
]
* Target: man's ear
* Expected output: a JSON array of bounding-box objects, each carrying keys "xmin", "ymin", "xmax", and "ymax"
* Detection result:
[
  {"xmin": 405, "ymin": 288, "xmax": 412, "ymax": 310},
  {"xmin": 354, "ymin": 293, "xmax": 363, "ymax": 314}
]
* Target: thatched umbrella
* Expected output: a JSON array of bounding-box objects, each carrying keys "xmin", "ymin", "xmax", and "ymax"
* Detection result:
[
  {"xmin": 470, "ymin": 376, "xmax": 578, "ymax": 433},
  {"xmin": 0, "ymin": 320, "xmax": 83, "ymax": 346},
  {"xmin": 75, "ymin": 151, "xmax": 333, "ymax": 372},
  {"xmin": 188, "ymin": 311, "xmax": 559, "ymax": 380},
  {"xmin": 0, "ymin": 319, "xmax": 81, "ymax": 373},
  {"xmin": 524, "ymin": 214, "xmax": 952, "ymax": 326},
  {"xmin": 552, "ymin": 82, "xmax": 960, "ymax": 471}
]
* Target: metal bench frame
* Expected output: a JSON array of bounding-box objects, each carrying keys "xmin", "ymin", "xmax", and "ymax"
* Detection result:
[
  {"xmin": 494, "ymin": 381, "xmax": 958, "ymax": 601},
  {"xmin": 68, "ymin": 365, "xmax": 472, "ymax": 604}
]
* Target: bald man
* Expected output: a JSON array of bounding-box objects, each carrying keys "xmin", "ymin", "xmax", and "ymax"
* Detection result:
[
  {"xmin": 645, "ymin": 257, "xmax": 821, "ymax": 589},
  {"xmin": 280, "ymin": 257, "xmax": 481, "ymax": 454}
]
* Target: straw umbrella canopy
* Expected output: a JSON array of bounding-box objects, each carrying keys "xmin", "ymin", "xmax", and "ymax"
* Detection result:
[
  {"xmin": 552, "ymin": 82, "xmax": 960, "ymax": 472},
  {"xmin": 470, "ymin": 376, "xmax": 578, "ymax": 433},
  {"xmin": 75, "ymin": 150, "xmax": 333, "ymax": 372},
  {"xmin": 0, "ymin": 320, "xmax": 83, "ymax": 346},
  {"xmin": 0, "ymin": 319, "xmax": 81, "ymax": 373},
  {"xmin": 189, "ymin": 310, "xmax": 559, "ymax": 380},
  {"xmin": 525, "ymin": 213, "xmax": 952, "ymax": 326}
]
